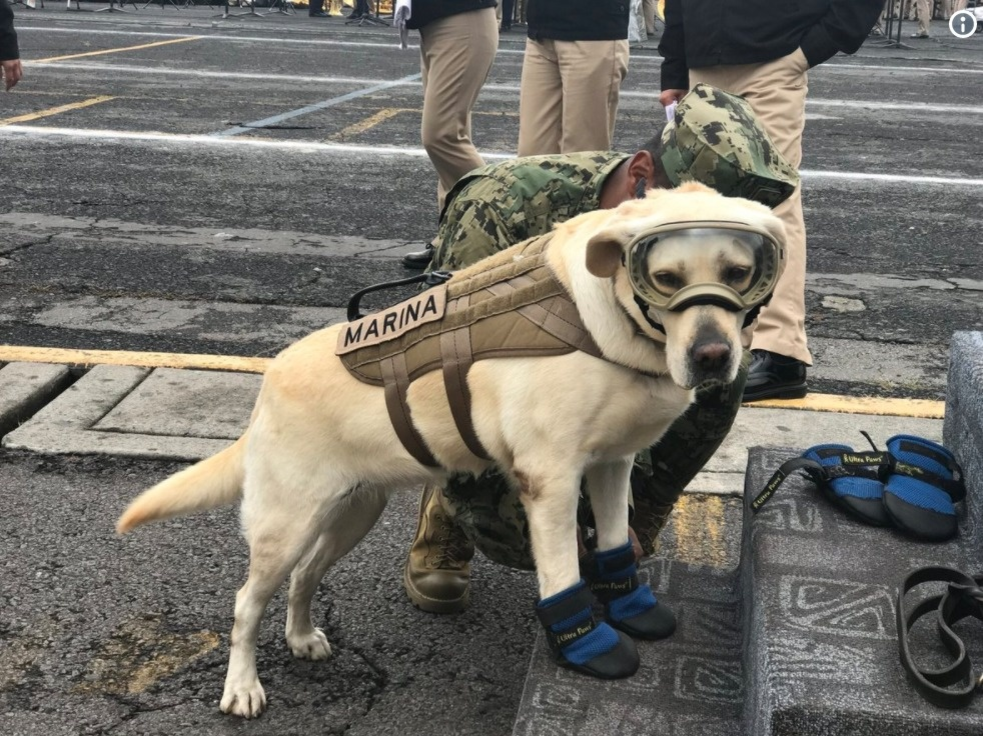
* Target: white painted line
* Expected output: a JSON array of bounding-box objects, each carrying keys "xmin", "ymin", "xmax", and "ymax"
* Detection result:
[
  {"xmin": 800, "ymin": 170, "xmax": 983, "ymax": 186},
  {"xmin": 0, "ymin": 124, "xmax": 453, "ymax": 154},
  {"xmin": 212, "ymin": 73, "xmax": 423, "ymax": 137},
  {"xmin": 24, "ymin": 63, "xmax": 983, "ymax": 116},
  {"xmin": 28, "ymin": 61, "xmax": 407, "ymax": 85},
  {"xmin": 820, "ymin": 63, "xmax": 983, "ymax": 75},
  {"xmin": 16, "ymin": 28, "xmax": 983, "ymax": 74},
  {"xmin": 16, "ymin": 26, "xmax": 427, "ymax": 50},
  {"xmin": 5, "ymin": 125, "xmax": 983, "ymax": 188}
]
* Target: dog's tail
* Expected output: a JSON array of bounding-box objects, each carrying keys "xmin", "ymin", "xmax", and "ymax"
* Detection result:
[{"xmin": 116, "ymin": 433, "xmax": 247, "ymax": 534}]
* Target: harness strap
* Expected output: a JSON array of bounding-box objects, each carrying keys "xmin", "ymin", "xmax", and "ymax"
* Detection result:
[
  {"xmin": 440, "ymin": 293, "xmax": 491, "ymax": 461},
  {"xmin": 897, "ymin": 566, "xmax": 983, "ymax": 709},
  {"xmin": 380, "ymin": 353, "xmax": 439, "ymax": 468}
]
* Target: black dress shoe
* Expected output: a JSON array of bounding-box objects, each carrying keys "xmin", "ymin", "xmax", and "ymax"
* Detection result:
[
  {"xmin": 309, "ymin": 9, "xmax": 328, "ymax": 15},
  {"xmin": 743, "ymin": 349, "xmax": 808, "ymax": 402},
  {"xmin": 401, "ymin": 244, "xmax": 435, "ymax": 269}
]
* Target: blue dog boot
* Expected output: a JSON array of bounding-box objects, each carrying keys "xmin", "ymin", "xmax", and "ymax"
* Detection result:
[
  {"xmin": 884, "ymin": 435, "xmax": 965, "ymax": 542},
  {"xmin": 590, "ymin": 541, "xmax": 676, "ymax": 641},
  {"xmin": 536, "ymin": 580, "xmax": 639, "ymax": 679},
  {"xmin": 801, "ymin": 444, "xmax": 891, "ymax": 526}
]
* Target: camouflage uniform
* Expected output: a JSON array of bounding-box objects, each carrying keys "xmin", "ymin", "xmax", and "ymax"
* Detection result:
[
  {"xmin": 432, "ymin": 84, "xmax": 798, "ymax": 570},
  {"xmin": 430, "ymin": 152, "xmax": 627, "ymax": 271}
]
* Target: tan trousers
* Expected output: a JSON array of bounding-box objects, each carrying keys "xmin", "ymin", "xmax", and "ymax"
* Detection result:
[
  {"xmin": 690, "ymin": 48, "xmax": 812, "ymax": 364},
  {"xmin": 914, "ymin": 0, "xmax": 932, "ymax": 33},
  {"xmin": 517, "ymin": 38, "xmax": 630, "ymax": 156},
  {"xmin": 419, "ymin": 7, "xmax": 499, "ymax": 209},
  {"xmin": 642, "ymin": 0, "xmax": 658, "ymax": 33},
  {"xmin": 945, "ymin": 0, "xmax": 968, "ymax": 18}
]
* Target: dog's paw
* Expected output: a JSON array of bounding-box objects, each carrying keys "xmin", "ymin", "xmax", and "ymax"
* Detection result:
[
  {"xmin": 220, "ymin": 678, "xmax": 267, "ymax": 719},
  {"xmin": 287, "ymin": 627, "xmax": 333, "ymax": 661}
]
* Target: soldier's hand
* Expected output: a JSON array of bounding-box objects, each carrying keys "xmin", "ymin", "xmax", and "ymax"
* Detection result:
[
  {"xmin": 659, "ymin": 89, "xmax": 686, "ymax": 108},
  {"xmin": 2, "ymin": 59, "xmax": 22, "ymax": 91}
]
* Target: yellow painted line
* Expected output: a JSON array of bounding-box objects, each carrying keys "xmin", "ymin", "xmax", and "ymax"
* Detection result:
[
  {"xmin": 33, "ymin": 36, "xmax": 202, "ymax": 64},
  {"xmin": 668, "ymin": 494, "xmax": 730, "ymax": 568},
  {"xmin": 0, "ymin": 95, "xmax": 114, "ymax": 126},
  {"xmin": 329, "ymin": 107, "xmax": 519, "ymax": 141},
  {"xmin": 745, "ymin": 392, "xmax": 944, "ymax": 420},
  {"xmin": 329, "ymin": 107, "xmax": 405, "ymax": 141},
  {"xmin": 0, "ymin": 346, "xmax": 271, "ymax": 374}
]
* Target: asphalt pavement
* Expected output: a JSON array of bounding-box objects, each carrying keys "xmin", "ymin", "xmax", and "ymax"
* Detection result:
[{"xmin": 0, "ymin": 7, "xmax": 981, "ymax": 735}]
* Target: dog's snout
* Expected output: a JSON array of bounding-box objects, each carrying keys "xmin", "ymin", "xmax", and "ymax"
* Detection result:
[{"xmin": 690, "ymin": 337, "xmax": 731, "ymax": 373}]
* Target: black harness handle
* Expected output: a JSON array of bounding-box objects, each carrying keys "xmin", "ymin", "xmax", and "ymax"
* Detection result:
[{"xmin": 346, "ymin": 270, "xmax": 452, "ymax": 321}]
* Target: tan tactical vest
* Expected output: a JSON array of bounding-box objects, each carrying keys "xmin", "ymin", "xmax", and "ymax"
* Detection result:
[{"xmin": 336, "ymin": 234, "xmax": 604, "ymax": 467}]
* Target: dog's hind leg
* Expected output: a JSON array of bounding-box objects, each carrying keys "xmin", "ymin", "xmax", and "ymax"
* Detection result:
[
  {"xmin": 221, "ymin": 503, "xmax": 328, "ymax": 718},
  {"xmin": 284, "ymin": 488, "xmax": 389, "ymax": 661}
]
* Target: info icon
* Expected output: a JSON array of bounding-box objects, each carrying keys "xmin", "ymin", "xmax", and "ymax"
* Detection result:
[{"xmin": 949, "ymin": 10, "xmax": 978, "ymax": 39}]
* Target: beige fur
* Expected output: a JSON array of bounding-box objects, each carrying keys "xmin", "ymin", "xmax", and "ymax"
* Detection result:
[{"xmin": 116, "ymin": 184, "xmax": 785, "ymax": 718}]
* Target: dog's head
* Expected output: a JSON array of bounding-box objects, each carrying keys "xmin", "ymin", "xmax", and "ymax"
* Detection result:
[{"xmin": 583, "ymin": 183, "xmax": 787, "ymax": 389}]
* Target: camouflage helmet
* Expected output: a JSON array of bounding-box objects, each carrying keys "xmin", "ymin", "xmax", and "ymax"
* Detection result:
[{"xmin": 660, "ymin": 83, "xmax": 800, "ymax": 208}]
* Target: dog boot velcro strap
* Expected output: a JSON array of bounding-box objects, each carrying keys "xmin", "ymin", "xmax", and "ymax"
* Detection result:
[
  {"xmin": 536, "ymin": 580, "xmax": 639, "ymax": 679},
  {"xmin": 752, "ymin": 447, "xmax": 889, "ymax": 527},
  {"xmin": 884, "ymin": 435, "xmax": 964, "ymax": 542},
  {"xmin": 591, "ymin": 542, "xmax": 676, "ymax": 641}
]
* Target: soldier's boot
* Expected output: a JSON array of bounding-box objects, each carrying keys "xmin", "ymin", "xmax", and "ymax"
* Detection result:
[
  {"xmin": 403, "ymin": 485, "xmax": 474, "ymax": 614},
  {"xmin": 536, "ymin": 580, "xmax": 639, "ymax": 679},
  {"xmin": 589, "ymin": 540, "xmax": 676, "ymax": 640}
]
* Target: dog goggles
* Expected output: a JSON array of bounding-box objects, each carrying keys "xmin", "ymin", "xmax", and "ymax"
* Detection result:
[{"xmin": 625, "ymin": 220, "xmax": 785, "ymax": 314}]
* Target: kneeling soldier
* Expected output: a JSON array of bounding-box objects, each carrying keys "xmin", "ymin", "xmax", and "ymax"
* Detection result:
[{"xmin": 404, "ymin": 84, "xmax": 800, "ymax": 613}]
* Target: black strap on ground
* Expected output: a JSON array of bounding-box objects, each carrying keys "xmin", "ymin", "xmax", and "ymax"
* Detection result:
[
  {"xmin": 347, "ymin": 270, "xmax": 452, "ymax": 321},
  {"xmin": 897, "ymin": 566, "xmax": 983, "ymax": 709}
]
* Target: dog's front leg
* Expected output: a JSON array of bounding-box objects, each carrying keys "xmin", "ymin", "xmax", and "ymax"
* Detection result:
[
  {"xmin": 516, "ymin": 461, "xmax": 639, "ymax": 680},
  {"xmin": 583, "ymin": 459, "xmax": 677, "ymax": 643}
]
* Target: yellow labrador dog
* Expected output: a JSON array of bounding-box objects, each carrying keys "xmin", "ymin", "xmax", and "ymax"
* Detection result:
[{"xmin": 117, "ymin": 183, "xmax": 785, "ymax": 718}]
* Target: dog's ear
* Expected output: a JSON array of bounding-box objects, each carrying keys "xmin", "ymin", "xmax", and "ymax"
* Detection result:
[{"xmin": 585, "ymin": 228, "xmax": 627, "ymax": 278}]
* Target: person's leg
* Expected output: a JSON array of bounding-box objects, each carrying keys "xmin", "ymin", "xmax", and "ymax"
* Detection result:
[
  {"xmin": 913, "ymin": 0, "xmax": 932, "ymax": 34},
  {"xmin": 690, "ymin": 52, "xmax": 811, "ymax": 403},
  {"xmin": 518, "ymin": 38, "xmax": 564, "ymax": 156},
  {"xmin": 500, "ymin": 0, "xmax": 514, "ymax": 29},
  {"xmin": 555, "ymin": 39, "xmax": 630, "ymax": 154},
  {"xmin": 419, "ymin": 8, "xmax": 499, "ymax": 209},
  {"xmin": 403, "ymin": 483, "xmax": 476, "ymax": 613},
  {"xmin": 642, "ymin": 0, "xmax": 657, "ymax": 34}
]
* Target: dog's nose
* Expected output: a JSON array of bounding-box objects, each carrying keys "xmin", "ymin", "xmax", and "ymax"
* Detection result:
[{"xmin": 690, "ymin": 340, "xmax": 731, "ymax": 373}]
